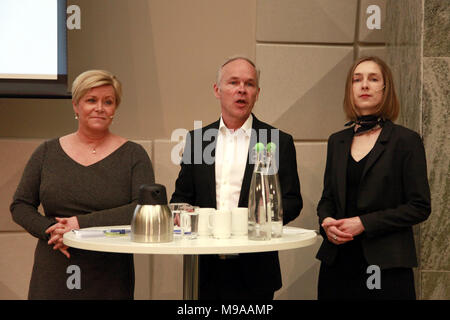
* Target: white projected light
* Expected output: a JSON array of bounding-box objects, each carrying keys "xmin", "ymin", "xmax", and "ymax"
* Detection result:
[{"xmin": 0, "ymin": 0, "xmax": 58, "ymax": 80}]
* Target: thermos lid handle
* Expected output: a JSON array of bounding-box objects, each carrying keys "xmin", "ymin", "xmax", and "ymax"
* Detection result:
[{"xmin": 137, "ymin": 184, "xmax": 168, "ymax": 205}]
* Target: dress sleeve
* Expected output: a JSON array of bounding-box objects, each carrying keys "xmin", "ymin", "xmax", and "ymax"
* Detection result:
[
  {"xmin": 76, "ymin": 144, "xmax": 155, "ymax": 228},
  {"xmin": 10, "ymin": 142, "xmax": 57, "ymax": 240}
]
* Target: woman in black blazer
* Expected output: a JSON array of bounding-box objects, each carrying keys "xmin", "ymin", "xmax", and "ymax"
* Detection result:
[{"xmin": 316, "ymin": 56, "xmax": 431, "ymax": 300}]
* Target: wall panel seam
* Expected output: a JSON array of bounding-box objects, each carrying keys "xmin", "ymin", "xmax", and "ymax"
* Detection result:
[{"xmin": 256, "ymin": 41, "xmax": 354, "ymax": 47}]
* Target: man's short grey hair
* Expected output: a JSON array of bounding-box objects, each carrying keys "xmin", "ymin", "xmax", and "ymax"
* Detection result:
[{"xmin": 216, "ymin": 55, "xmax": 261, "ymax": 88}]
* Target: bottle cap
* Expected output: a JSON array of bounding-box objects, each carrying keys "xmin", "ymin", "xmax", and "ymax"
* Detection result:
[
  {"xmin": 253, "ymin": 142, "xmax": 265, "ymax": 152},
  {"xmin": 266, "ymin": 142, "xmax": 277, "ymax": 152}
]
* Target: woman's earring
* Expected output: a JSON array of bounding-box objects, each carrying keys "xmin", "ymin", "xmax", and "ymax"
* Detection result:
[{"xmin": 75, "ymin": 113, "xmax": 79, "ymax": 120}]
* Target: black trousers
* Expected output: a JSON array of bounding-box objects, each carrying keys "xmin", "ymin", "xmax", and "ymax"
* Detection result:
[
  {"xmin": 318, "ymin": 239, "xmax": 416, "ymax": 300},
  {"xmin": 199, "ymin": 255, "xmax": 275, "ymax": 300}
]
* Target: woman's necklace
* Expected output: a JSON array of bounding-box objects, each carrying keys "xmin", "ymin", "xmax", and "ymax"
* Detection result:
[{"xmin": 76, "ymin": 132, "xmax": 107, "ymax": 155}]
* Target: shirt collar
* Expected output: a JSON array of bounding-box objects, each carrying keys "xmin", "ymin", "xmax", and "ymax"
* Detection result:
[{"xmin": 219, "ymin": 114, "xmax": 253, "ymax": 137}]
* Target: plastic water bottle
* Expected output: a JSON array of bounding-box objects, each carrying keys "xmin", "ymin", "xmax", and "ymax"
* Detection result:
[
  {"xmin": 266, "ymin": 142, "xmax": 283, "ymax": 238},
  {"xmin": 248, "ymin": 143, "xmax": 271, "ymax": 240}
]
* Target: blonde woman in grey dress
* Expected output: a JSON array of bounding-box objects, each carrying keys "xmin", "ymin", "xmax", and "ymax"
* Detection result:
[{"xmin": 10, "ymin": 70, "xmax": 154, "ymax": 299}]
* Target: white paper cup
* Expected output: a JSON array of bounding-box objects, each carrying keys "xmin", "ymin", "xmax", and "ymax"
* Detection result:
[
  {"xmin": 197, "ymin": 208, "xmax": 214, "ymax": 237},
  {"xmin": 231, "ymin": 207, "xmax": 248, "ymax": 237},
  {"xmin": 209, "ymin": 209, "xmax": 231, "ymax": 239}
]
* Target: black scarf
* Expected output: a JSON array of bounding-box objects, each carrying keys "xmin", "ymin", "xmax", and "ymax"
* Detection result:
[{"xmin": 345, "ymin": 115, "xmax": 385, "ymax": 135}]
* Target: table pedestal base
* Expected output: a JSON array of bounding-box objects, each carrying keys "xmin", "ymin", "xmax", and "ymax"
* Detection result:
[{"xmin": 183, "ymin": 255, "xmax": 199, "ymax": 300}]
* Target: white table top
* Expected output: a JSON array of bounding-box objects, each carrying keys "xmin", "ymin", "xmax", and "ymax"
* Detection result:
[{"xmin": 63, "ymin": 225, "xmax": 317, "ymax": 255}]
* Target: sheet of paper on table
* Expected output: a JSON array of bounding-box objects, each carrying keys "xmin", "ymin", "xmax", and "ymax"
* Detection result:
[
  {"xmin": 282, "ymin": 227, "xmax": 317, "ymax": 235},
  {"xmin": 72, "ymin": 228, "xmax": 131, "ymax": 238}
]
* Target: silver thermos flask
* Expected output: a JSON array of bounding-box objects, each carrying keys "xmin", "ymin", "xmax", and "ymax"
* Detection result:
[{"xmin": 131, "ymin": 184, "xmax": 173, "ymax": 243}]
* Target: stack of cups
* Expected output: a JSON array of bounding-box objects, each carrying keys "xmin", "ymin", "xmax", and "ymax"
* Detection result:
[
  {"xmin": 209, "ymin": 209, "xmax": 232, "ymax": 239},
  {"xmin": 196, "ymin": 207, "xmax": 248, "ymax": 239},
  {"xmin": 231, "ymin": 208, "xmax": 248, "ymax": 238},
  {"xmin": 197, "ymin": 208, "xmax": 214, "ymax": 238}
]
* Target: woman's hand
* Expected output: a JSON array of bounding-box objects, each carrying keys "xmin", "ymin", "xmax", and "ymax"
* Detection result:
[
  {"xmin": 330, "ymin": 216, "xmax": 365, "ymax": 237},
  {"xmin": 321, "ymin": 217, "xmax": 354, "ymax": 245},
  {"xmin": 47, "ymin": 227, "xmax": 71, "ymax": 258},
  {"xmin": 45, "ymin": 217, "xmax": 80, "ymax": 258},
  {"xmin": 55, "ymin": 243, "xmax": 71, "ymax": 259},
  {"xmin": 46, "ymin": 217, "xmax": 80, "ymax": 236}
]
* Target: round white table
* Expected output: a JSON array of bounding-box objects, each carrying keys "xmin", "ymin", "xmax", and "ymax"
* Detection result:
[{"xmin": 64, "ymin": 225, "xmax": 317, "ymax": 299}]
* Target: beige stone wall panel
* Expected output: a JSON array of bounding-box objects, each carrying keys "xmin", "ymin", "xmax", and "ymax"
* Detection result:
[
  {"xmin": 256, "ymin": 0, "xmax": 357, "ymax": 43},
  {"xmin": 256, "ymin": 44, "xmax": 353, "ymax": 140}
]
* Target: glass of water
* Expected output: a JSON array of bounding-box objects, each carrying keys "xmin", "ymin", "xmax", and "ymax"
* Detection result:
[{"xmin": 180, "ymin": 207, "xmax": 199, "ymax": 239}]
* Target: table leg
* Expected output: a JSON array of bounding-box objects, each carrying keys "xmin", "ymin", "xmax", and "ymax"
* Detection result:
[{"xmin": 183, "ymin": 255, "xmax": 199, "ymax": 300}]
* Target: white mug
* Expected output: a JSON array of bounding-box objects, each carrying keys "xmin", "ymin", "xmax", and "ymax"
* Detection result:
[
  {"xmin": 209, "ymin": 209, "xmax": 231, "ymax": 239},
  {"xmin": 231, "ymin": 207, "xmax": 248, "ymax": 237},
  {"xmin": 196, "ymin": 208, "xmax": 214, "ymax": 237}
]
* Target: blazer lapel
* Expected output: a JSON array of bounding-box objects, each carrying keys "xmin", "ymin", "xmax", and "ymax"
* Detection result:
[
  {"xmin": 238, "ymin": 115, "xmax": 261, "ymax": 207},
  {"xmin": 203, "ymin": 120, "xmax": 220, "ymax": 208},
  {"xmin": 337, "ymin": 129, "xmax": 353, "ymax": 216},
  {"xmin": 360, "ymin": 120, "xmax": 392, "ymax": 183},
  {"xmin": 238, "ymin": 163, "xmax": 253, "ymax": 207}
]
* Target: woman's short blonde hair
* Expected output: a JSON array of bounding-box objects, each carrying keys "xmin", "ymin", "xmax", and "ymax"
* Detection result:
[
  {"xmin": 343, "ymin": 56, "xmax": 399, "ymax": 121},
  {"xmin": 71, "ymin": 70, "xmax": 122, "ymax": 106}
]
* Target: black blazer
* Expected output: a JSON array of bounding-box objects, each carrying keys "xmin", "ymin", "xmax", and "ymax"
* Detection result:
[
  {"xmin": 171, "ymin": 114, "xmax": 302, "ymax": 292},
  {"xmin": 316, "ymin": 120, "xmax": 431, "ymax": 269}
]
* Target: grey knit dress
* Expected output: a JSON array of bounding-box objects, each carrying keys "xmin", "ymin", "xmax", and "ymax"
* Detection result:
[{"xmin": 10, "ymin": 139, "xmax": 155, "ymax": 299}]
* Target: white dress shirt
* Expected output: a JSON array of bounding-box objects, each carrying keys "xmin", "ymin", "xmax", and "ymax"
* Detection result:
[{"xmin": 215, "ymin": 114, "xmax": 253, "ymax": 210}]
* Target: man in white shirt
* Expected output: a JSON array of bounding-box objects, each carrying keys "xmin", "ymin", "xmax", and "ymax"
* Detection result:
[
  {"xmin": 215, "ymin": 114, "xmax": 253, "ymax": 211},
  {"xmin": 171, "ymin": 56, "xmax": 302, "ymax": 300}
]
